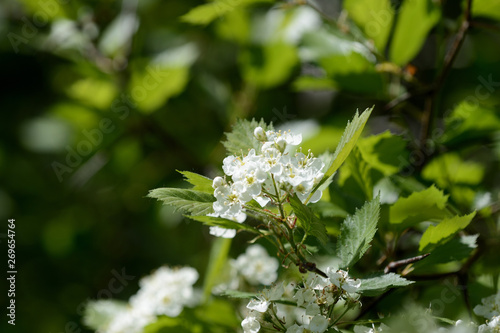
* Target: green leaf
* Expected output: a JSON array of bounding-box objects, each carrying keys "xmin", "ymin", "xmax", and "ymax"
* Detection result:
[
  {"xmin": 358, "ymin": 272, "xmax": 414, "ymax": 296},
  {"xmin": 202, "ymin": 237, "xmax": 232, "ymax": 301},
  {"xmin": 357, "ymin": 131, "xmax": 409, "ymax": 176},
  {"xmin": 419, "ymin": 212, "xmax": 476, "ymax": 252},
  {"xmin": 186, "ymin": 215, "xmax": 258, "ymax": 233},
  {"xmin": 144, "ymin": 317, "xmax": 194, "ymax": 333},
  {"xmin": 472, "ymin": 0, "xmax": 500, "ymax": 21},
  {"xmin": 389, "ymin": 185, "xmax": 449, "ymax": 229},
  {"xmin": 148, "ymin": 188, "xmax": 215, "ymax": 215},
  {"xmin": 178, "ymin": 170, "xmax": 214, "ymax": 193},
  {"xmin": 311, "ymin": 107, "xmax": 373, "ymax": 199},
  {"xmin": 342, "ymin": 147, "xmax": 373, "ymax": 200},
  {"xmin": 239, "ymin": 42, "xmax": 298, "ymax": 88},
  {"xmin": 389, "ymin": 0, "xmax": 440, "ymax": 65},
  {"xmin": 422, "ymin": 153, "xmax": 485, "ymax": 189},
  {"xmin": 289, "ymin": 195, "xmax": 329, "ymax": 245},
  {"xmin": 343, "ymin": 0, "xmax": 395, "ymax": 52},
  {"xmin": 337, "ymin": 196, "xmax": 380, "ymax": 269},
  {"xmin": 181, "ymin": 0, "xmax": 272, "ymax": 25},
  {"xmin": 193, "ymin": 298, "xmax": 240, "ymax": 328},
  {"xmin": 222, "ymin": 118, "xmax": 273, "ymax": 156},
  {"xmin": 412, "ymin": 235, "xmax": 478, "ymax": 271}
]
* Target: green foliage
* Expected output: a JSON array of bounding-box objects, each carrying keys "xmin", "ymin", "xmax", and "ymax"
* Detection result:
[
  {"xmin": 202, "ymin": 238, "xmax": 232, "ymax": 301},
  {"xmin": 178, "ymin": 170, "xmax": 214, "ymax": 193},
  {"xmin": 239, "ymin": 42, "xmax": 299, "ymax": 88},
  {"xmin": 185, "ymin": 215, "xmax": 258, "ymax": 233},
  {"xmin": 313, "ymin": 107, "xmax": 373, "ymax": 198},
  {"xmin": 222, "ymin": 118, "xmax": 273, "ymax": 156},
  {"xmin": 289, "ymin": 195, "xmax": 329, "ymax": 245},
  {"xmin": 419, "ymin": 212, "xmax": 476, "ymax": 252},
  {"xmin": 472, "ymin": 0, "xmax": 500, "ymax": 21},
  {"xmin": 181, "ymin": 0, "xmax": 272, "ymax": 25},
  {"xmin": 413, "ymin": 235, "xmax": 478, "ymax": 271},
  {"xmin": 358, "ymin": 273, "xmax": 414, "ymax": 296},
  {"xmin": 357, "ymin": 131, "xmax": 409, "ymax": 176},
  {"xmin": 147, "ymin": 188, "xmax": 215, "ymax": 215},
  {"xmin": 422, "ymin": 153, "xmax": 485, "ymax": 189},
  {"xmin": 342, "ymin": 147, "xmax": 373, "ymax": 200},
  {"xmin": 336, "ymin": 196, "xmax": 380, "ymax": 269},
  {"xmin": 389, "ymin": 185, "xmax": 450, "ymax": 229},
  {"xmin": 389, "ymin": 0, "xmax": 440, "ymax": 65}
]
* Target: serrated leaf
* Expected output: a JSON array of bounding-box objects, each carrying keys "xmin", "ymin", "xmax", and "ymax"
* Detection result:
[
  {"xmin": 310, "ymin": 201, "xmax": 348, "ymax": 218},
  {"xmin": 311, "ymin": 107, "xmax": 373, "ymax": 200},
  {"xmin": 222, "ymin": 118, "xmax": 273, "ymax": 156},
  {"xmin": 290, "ymin": 195, "xmax": 329, "ymax": 245},
  {"xmin": 148, "ymin": 188, "xmax": 214, "ymax": 215},
  {"xmin": 358, "ymin": 273, "xmax": 414, "ymax": 296},
  {"xmin": 419, "ymin": 212, "xmax": 476, "ymax": 252},
  {"xmin": 186, "ymin": 215, "xmax": 258, "ymax": 233},
  {"xmin": 181, "ymin": 0, "xmax": 272, "ymax": 25},
  {"xmin": 389, "ymin": 185, "xmax": 450, "ymax": 229},
  {"xmin": 178, "ymin": 170, "xmax": 214, "ymax": 193},
  {"xmin": 337, "ymin": 196, "xmax": 380, "ymax": 269}
]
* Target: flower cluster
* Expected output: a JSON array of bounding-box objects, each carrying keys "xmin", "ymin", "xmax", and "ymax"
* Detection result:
[
  {"xmin": 474, "ymin": 291, "xmax": 500, "ymax": 320},
  {"xmin": 88, "ymin": 266, "xmax": 200, "ymax": 333},
  {"xmin": 209, "ymin": 126, "xmax": 325, "ymax": 238},
  {"xmin": 233, "ymin": 244, "xmax": 279, "ymax": 286},
  {"xmin": 241, "ymin": 268, "xmax": 360, "ymax": 333},
  {"xmin": 479, "ymin": 316, "xmax": 500, "ymax": 333}
]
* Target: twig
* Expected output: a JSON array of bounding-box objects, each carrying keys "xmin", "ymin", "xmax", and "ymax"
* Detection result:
[{"xmin": 384, "ymin": 253, "xmax": 430, "ymax": 274}]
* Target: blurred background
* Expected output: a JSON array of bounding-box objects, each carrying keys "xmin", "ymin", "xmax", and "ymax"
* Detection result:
[{"xmin": 0, "ymin": 0, "xmax": 499, "ymax": 332}]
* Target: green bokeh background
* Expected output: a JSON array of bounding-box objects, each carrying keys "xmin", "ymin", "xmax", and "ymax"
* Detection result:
[{"xmin": 1, "ymin": 0, "xmax": 499, "ymax": 332}]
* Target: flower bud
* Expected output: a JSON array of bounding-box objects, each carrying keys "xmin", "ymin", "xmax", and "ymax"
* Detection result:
[
  {"xmin": 212, "ymin": 176, "xmax": 225, "ymax": 189},
  {"xmin": 253, "ymin": 127, "xmax": 267, "ymax": 141}
]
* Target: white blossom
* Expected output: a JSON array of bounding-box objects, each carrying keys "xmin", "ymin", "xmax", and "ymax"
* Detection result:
[
  {"xmin": 234, "ymin": 245, "xmax": 279, "ymax": 285},
  {"xmin": 479, "ymin": 316, "xmax": 500, "ymax": 333},
  {"xmin": 327, "ymin": 268, "xmax": 361, "ymax": 294},
  {"xmin": 246, "ymin": 283, "xmax": 285, "ymax": 313},
  {"xmin": 130, "ymin": 266, "xmax": 199, "ymax": 317},
  {"xmin": 308, "ymin": 314, "xmax": 329, "ymax": 332},
  {"xmin": 242, "ymin": 312, "xmax": 261, "ymax": 333},
  {"xmin": 474, "ymin": 291, "xmax": 500, "ymax": 320},
  {"xmin": 106, "ymin": 307, "xmax": 154, "ymax": 333}
]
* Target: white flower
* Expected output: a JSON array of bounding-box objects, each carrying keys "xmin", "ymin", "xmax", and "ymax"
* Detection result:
[
  {"xmin": 209, "ymin": 226, "xmax": 236, "ymax": 238},
  {"xmin": 130, "ymin": 266, "xmax": 199, "ymax": 317},
  {"xmin": 234, "ymin": 245, "xmax": 279, "ymax": 285},
  {"xmin": 106, "ymin": 307, "xmax": 154, "ymax": 333},
  {"xmin": 479, "ymin": 316, "xmax": 500, "ymax": 333},
  {"xmin": 242, "ymin": 312, "xmax": 261, "ymax": 333},
  {"xmin": 294, "ymin": 288, "xmax": 316, "ymax": 307},
  {"xmin": 246, "ymin": 283, "xmax": 285, "ymax": 313},
  {"xmin": 474, "ymin": 291, "xmax": 500, "ymax": 320},
  {"xmin": 254, "ymin": 126, "xmax": 268, "ymax": 141},
  {"xmin": 327, "ymin": 268, "xmax": 361, "ymax": 294}
]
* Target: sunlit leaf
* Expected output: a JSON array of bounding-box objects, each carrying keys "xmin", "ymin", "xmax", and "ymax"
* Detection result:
[
  {"xmin": 147, "ymin": 188, "xmax": 215, "ymax": 215},
  {"xmin": 389, "ymin": 0, "xmax": 440, "ymax": 65},
  {"xmin": 389, "ymin": 185, "xmax": 449, "ymax": 229},
  {"xmin": 343, "ymin": 0, "xmax": 394, "ymax": 52},
  {"xmin": 181, "ymin": 0, "xmax": 272, "ymax": 25},
  {"xmin": 186, "ymin": 215, "xmax": 258, "ymax": 233},
  {"xmin": 239, "ymin": 42, "xmax": 298, "ymax": 88},
  {"xmin": 178, "ymin": 170, "xmax": 214, "ymax": 193},
  {"xmin": 472, "ymin": 0, "xmax": 500, "ymax": 21},
  {"xmin": 419, "ymin": 212, "xmax": 476, "ymax": 252}
]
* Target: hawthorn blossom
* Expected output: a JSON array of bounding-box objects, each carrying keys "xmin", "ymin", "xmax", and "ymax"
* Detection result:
[
  {"xmin": 479, "ymin": 316, "xmax": 500, "ymax": 333},
  {"xmin": 474, "ymin": 291, "xmax": 500, "ymax": 320},
  {"xmin": 130, "ymin": 266, "xmax": 199, "ymax": 317},
  {"xmin": 234, "ymin": 244, "xmax": 279, "ymax": 285},
  {"xmin": 326, "ymin": 268, "xmax": 361, "ymax": 294}
]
